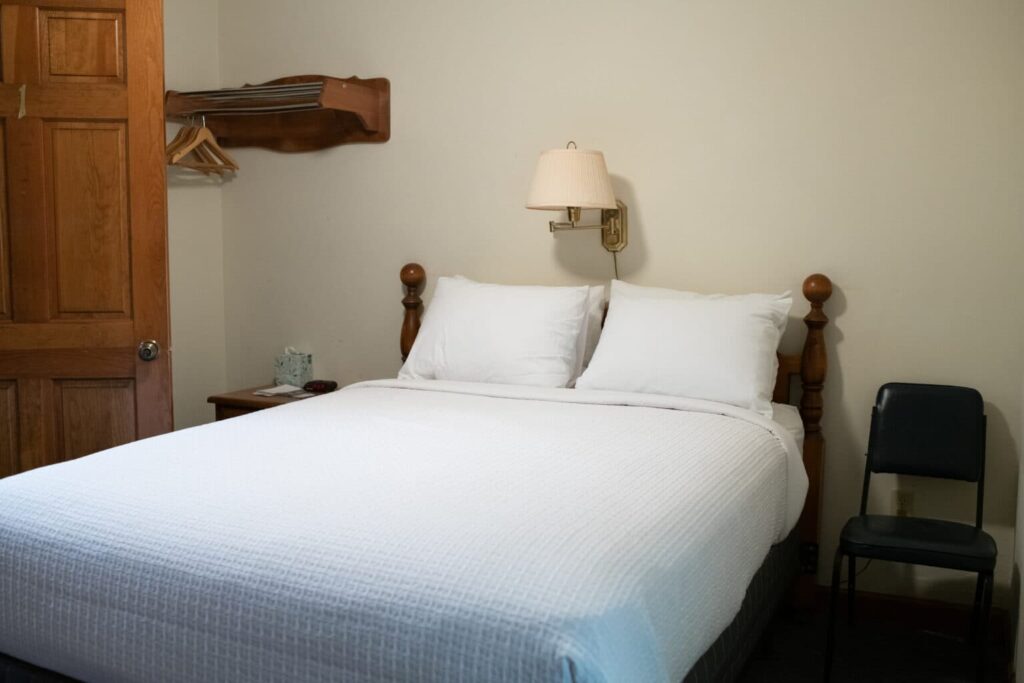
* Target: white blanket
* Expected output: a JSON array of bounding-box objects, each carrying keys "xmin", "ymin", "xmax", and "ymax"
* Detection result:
[{"xmin": 0, "ymin": 380, "xmax": 806, "ymax": 683}]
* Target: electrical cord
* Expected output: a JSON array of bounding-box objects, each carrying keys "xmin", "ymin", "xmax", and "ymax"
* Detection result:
[
  {"xmin": 612, "ymin": 252, "xmax": 620, "ymax": 279},
  {"xmin": 839, "ymin": 558, "xmax": 873, "ymax": 586}
]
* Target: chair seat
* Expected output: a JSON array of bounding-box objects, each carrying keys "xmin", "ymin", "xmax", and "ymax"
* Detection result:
[{"xmin": 840, "ymin": 515, "xmax": 997, "ymax": 573}]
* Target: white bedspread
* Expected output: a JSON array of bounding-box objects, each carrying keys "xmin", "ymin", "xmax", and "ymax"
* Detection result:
[{"xmin": 0, "ymin": 380, "xmax": 806, "ymax": 683}]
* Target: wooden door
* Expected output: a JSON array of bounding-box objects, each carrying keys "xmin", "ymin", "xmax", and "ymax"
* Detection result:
[{"xmin": 0, "ymin": 0, "xmax": 171, "ymax": 477}]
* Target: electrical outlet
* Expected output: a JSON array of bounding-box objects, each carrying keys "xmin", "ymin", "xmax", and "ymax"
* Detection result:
[{"xmin": 893, "ymin": 490, "xmax": 914, "ymax": 517}]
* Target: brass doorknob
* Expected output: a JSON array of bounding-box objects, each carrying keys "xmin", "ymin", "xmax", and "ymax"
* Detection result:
[{"xmin": 138, "ymin": 340, "xmax": 160, "ymax": 362}]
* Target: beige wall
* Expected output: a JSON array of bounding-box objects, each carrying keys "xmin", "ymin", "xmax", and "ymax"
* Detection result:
[
  {"xmin": 202, "ymin": 1, "xmax": 1024, "ymax": 599},
  {"xmin": 164, "ymin": 0, "xmax": 227, "ymax": 429}
]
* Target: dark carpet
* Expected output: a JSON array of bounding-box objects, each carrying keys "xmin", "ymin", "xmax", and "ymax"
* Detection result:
[{"xmin": 739, "ymin": 606, "xmax": 1007, "ymax": 683}]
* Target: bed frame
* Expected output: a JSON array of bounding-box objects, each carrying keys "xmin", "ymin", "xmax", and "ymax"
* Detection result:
[{"xmin": 398, "ymin": 263, "xmax": 833, "ymax": 583}]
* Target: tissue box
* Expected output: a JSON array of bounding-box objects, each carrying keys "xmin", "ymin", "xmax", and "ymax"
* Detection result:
[{"xmin": 274, "ymin": 349, "xmax": 312, "ymax": 387}]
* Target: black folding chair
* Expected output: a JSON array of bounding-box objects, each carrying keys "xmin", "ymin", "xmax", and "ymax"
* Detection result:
[{"xmin": 824, "ymin": 383, "xmax": 996, "ymax": 682}]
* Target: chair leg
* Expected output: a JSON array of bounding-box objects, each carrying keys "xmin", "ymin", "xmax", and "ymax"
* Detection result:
[
  {"xmin": 824, "ymin": 547, "xmax": 844, "ymax": 683},
  {"xmin": 847, "ymin": 554, "xmax": 856, "ymax": 626},
  {"xmin": 970, "ymin": 572, "xmax": 984, "ymax": 643},
  {"xmin": 976, "ymin": 572, "xmax": 992, "ymax": 683}
]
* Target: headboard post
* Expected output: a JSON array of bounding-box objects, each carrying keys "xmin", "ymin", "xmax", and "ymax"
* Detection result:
[
  {"xmin": 796, "ymin": 273, "xmax": 833, "ymax": 578},
  {"xmin": 400, "ymin": 263, "xmax": 426, "ymax": 361}
]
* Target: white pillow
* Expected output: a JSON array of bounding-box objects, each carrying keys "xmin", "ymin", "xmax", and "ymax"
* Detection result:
[
  {"xmin": 399, "ymin": 276, "xmax": 589, "ymax": 388},
  {"xmin": 578, "ymin": 284, "xmax": 607, "ymax": 376},
  {"xmin": 576, "ymin": 280, "xmax": 792, "ymax": 415}
]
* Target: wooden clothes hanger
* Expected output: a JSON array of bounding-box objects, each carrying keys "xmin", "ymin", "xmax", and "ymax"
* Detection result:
[
  {"xmin": 166, "ymin": 119, "xmax": 239, "ymax": 175},
  {"xmin": 164, "ymin": 125, "xmax": 196, "ymax": 162}
]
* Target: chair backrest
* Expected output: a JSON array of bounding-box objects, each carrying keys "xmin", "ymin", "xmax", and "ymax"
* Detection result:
[{"xmin": 868, "ymin": 383, "xmax": 986, "ymax": 481}]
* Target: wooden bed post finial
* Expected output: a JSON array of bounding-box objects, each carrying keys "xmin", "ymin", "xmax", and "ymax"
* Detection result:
[
  {"xmin": 400, "ymin": 263, "xmax": 426, "ymax": 361},
  {"xmin": 800, "ymin": 274, "xmax": 832, "ymax": 433},
  {"xmin": 797, "ymin": 273, "xmax": 832, "ymax": 580}
]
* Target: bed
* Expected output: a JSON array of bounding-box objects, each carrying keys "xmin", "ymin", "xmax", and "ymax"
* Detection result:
[{"xmin": 0, "ymin": 265, "xmax": 833, "ymax": 683}]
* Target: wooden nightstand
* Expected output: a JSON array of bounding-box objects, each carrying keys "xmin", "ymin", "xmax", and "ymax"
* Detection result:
[{"xmin": 207, "ymin": 386, "xmax": 305, "ymax": 421}]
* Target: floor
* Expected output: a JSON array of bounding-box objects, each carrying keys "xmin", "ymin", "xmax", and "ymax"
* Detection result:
[{"xmin": 739, "ymin": 606, "xmax": 1008, "ymax": 683}]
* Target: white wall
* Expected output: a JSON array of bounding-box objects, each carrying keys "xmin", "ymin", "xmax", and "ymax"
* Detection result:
[
  {"xmin": 172, "ymin": 0, "xmax": 1024, "ymax": 601},
  {"xmin": 164, "ymin": 0, "xmax": 227, "ymax": 429}
]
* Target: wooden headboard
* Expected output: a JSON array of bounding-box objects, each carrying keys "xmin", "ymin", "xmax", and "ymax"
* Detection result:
[{"xmin": 397, "ymin": 263, "xmax": 833, "ymax": 578}]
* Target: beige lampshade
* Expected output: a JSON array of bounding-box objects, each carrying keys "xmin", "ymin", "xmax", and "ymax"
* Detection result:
[{"xmin": 526, "ymin": 148, "xmax": 617, "ymax": 211}]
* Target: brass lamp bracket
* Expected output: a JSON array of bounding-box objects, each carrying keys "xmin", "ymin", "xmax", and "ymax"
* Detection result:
[
  {"xmin": 548, "ymin": 199, "xmax": 628, "ymax": 253},
  {"xmin": 601, "ymin": 200, "xmax": 627, "ymax": 252}
]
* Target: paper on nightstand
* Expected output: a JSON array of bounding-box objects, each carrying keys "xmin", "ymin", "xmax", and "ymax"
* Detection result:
[{"xmin": 253, "ymin": 385, "xmax": 314, "ymax": 398}]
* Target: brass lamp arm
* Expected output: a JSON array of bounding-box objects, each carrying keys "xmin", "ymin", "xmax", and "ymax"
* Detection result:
[
  {"xmin": 548, "ymin": 221, "xmax": 608, "ymax": 232},
  {"xmin": 545, "ymin": 200, "xmax": 628, "ymax": 253}
]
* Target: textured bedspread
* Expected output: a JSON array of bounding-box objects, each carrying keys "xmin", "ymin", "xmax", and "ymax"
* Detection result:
[{"xmin": 0, "ymin": 380, "xmax": 805, "ymax": 683}]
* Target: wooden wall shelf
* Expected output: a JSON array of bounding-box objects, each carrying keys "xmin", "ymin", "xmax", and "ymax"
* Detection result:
[{"xmin": 165, "ymin": 75, "xmax": 390, "ymax": 153}]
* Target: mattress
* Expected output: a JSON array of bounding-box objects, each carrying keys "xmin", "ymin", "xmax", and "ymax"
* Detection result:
[
  {"xmin": 0, "ymin": 380, "xmax": 807, "ymax": 683},
  {"xmin": 684, "ymin": 527, "xmax": 800, "ymax": 683},
  {"xmin": 772, "ymin": 402, "xmax": 804, "ymax": 453}
]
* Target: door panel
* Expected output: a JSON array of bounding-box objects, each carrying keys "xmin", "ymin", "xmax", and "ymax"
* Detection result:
[
  {"xmin": 54, "ymin": 378, "xmax": 135, "ymax": 460},
  {"xmin": 0, "ymin": 120, "xmax": 9, "ymax": 322},
  {"xmin": 39, "ymin": 10, "xmax": 125, "ymax": 83},
  {"xmin": 13, "ymin": 377, "xmax": 50, "ymax": 473},
  {"xmin": 0, "ymin": 348, "xmax": 134, "ymax": 377},
  {"xmin": 44, "ymin": 121, "xmax": 130, "ymax": 318},
  {"xmin": 0, "ymin": 380, "xmax": 17, "ymax": 476},
  {"xmin": 0, "ymin": 320, "xmax": 133, "ymax": 350},
  {"xmin": 0, "ymin": 0, "xmax": 170, "ymax": 476},
  {"xmin": 1, "ymin": 5, "xmax": 43, "ymax": 84}
]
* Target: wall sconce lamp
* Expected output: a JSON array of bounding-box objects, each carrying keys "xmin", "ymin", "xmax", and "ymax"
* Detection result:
[{"xmin": 526, "ymin": 142, "xmax": 628, "ymax": 258}]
